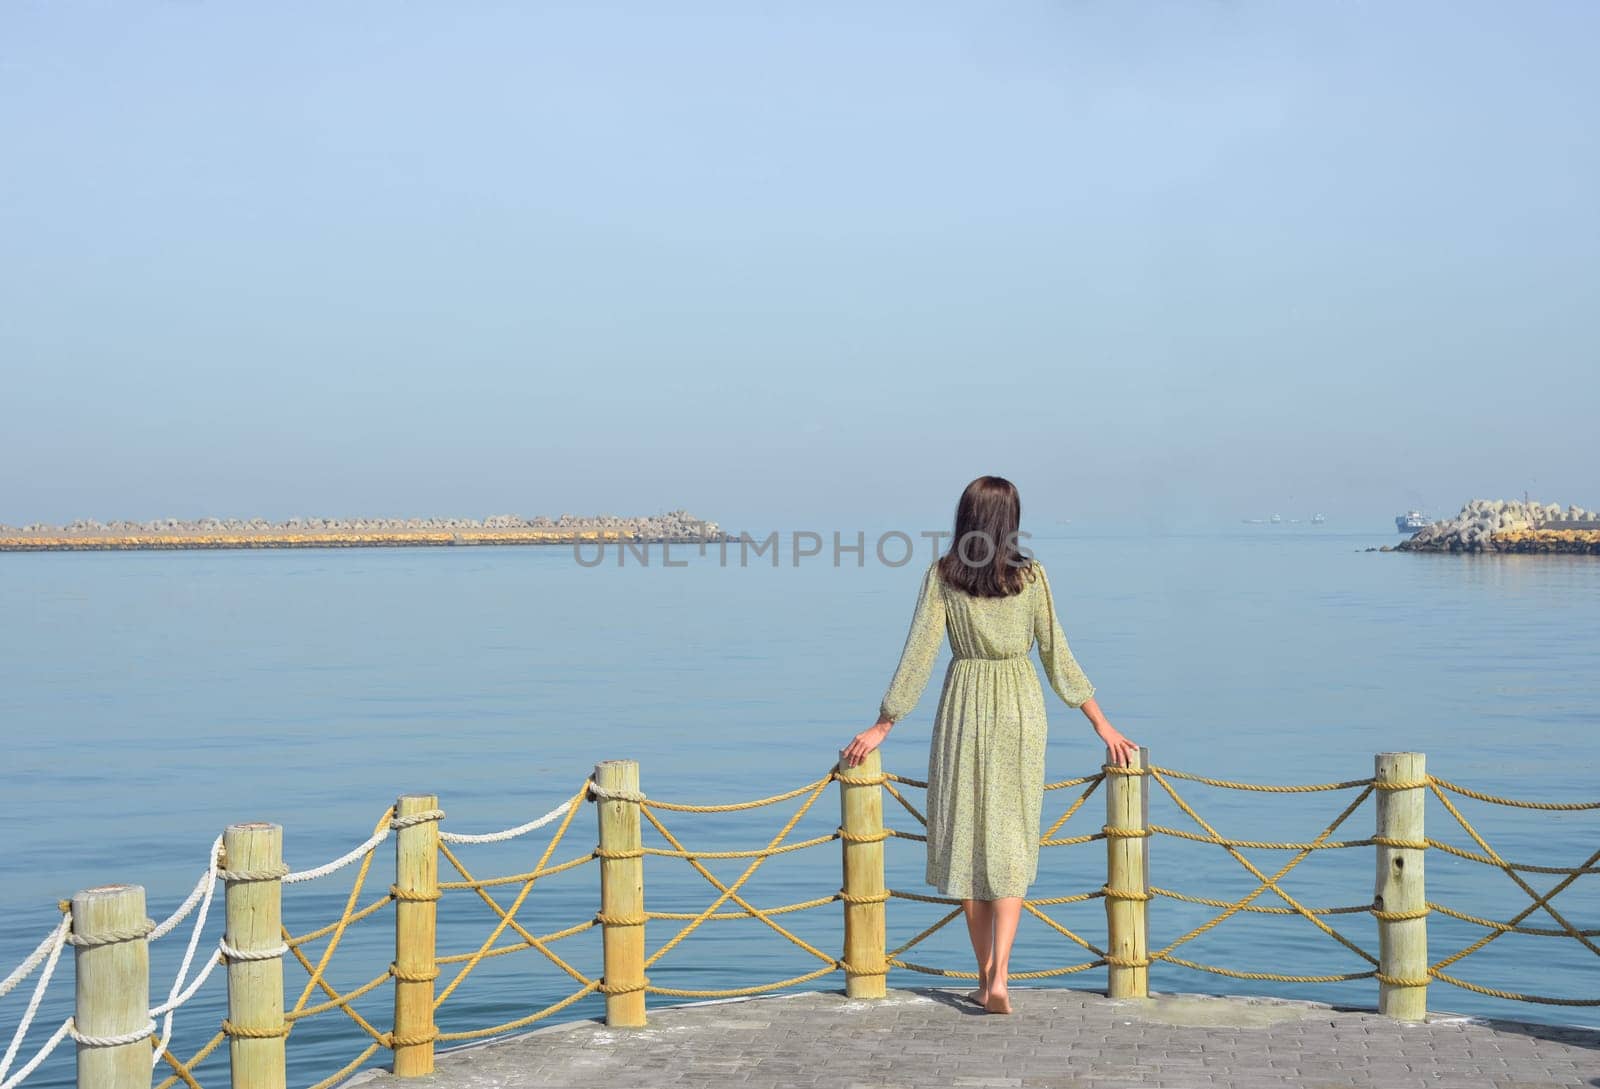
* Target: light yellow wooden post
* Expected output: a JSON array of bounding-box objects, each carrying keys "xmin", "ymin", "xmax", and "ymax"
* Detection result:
[
  {"xmin": 70, "ymin": 884, "xmax": 152, "ymax": 1089},
  {"xmin": 593, "ymin": 760, "xmax": 646, "ymax": 1027},
  {"xmin": 1103, "ymin": 745, "xmax": 1150, "ymax": 999},
  {"xmin": 392, "ymin": 794, "xmax": 441, "ymax": 1076},
  {"xmin": 1374, "ymin": 751, "xmax": 1428, "ymax": 1020},
  {"xmin": 222, "ymin": 822, "xmax": 288, "ymax": 1089},
  {"xmin": 836, "ymin": 748, "xmax": 888, "ymax": 998}
]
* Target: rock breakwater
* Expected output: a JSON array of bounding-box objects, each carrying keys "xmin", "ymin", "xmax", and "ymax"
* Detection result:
[
  {"xmin": 0, "ymin": 510, "xmax": 733, "ymax": 552},
  {"xmin": 1396, "ymin": 499, "xmax": 1600, "ymax": 554}
]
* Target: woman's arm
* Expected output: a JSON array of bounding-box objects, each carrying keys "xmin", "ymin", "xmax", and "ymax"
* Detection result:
[
  {"xmin": 844, "ymin": 562, "xmax": 945, "ymax": 768},
  {"xmin": 1033, "ymin": 562, "xmax": 1138, "ymax": 767},
  {"xmin": 1078, "ymin": 696, "xmax": 1139, "ymax": 768}
]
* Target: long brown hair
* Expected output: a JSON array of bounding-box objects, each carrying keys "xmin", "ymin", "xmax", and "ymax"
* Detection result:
[{"xmin": 936, "ymin": 475, "xmax": 1033, "ymax": 597}]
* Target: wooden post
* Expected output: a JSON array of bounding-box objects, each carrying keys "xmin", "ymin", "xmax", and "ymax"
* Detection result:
[
  {"xmin": 70, "ymin": 884, "xmax": 152, "ymax": 1089},
  {"xmin": 1374, "ymin": 751, "xmax": 1428, "ymax": 1020},
  {"xmin": 1104, "ymin": 745, "xmax": 1150, "ymax": 999},
  {"xmin": 836, "ymin": 748, "xmax": 888, "ymax": 999},
  {"xmin": 594, "ymin": 760, "xmax": 646, "ymax": 1027},
  {"xmin": 392, "ymin": 794, "xmax": 441, "ymax": 1076},
  {"xmin": 222, "ymin": 822, "xmax": 288, "ymax": 1089}
]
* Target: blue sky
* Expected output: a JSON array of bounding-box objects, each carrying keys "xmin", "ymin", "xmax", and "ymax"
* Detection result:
[{"xmin": 3, "ymin": 1, "xmax": 1596, "ymax": 531}]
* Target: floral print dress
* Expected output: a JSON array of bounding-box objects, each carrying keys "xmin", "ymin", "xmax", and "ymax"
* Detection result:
[{"xmin": 879, "ymin": 558, "xmax": 1096, "ymax": 900}]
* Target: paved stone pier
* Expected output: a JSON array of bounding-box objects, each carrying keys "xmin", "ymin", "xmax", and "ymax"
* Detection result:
[{"xmin": 345, "ymin": 986, "xmax": 1599, "ymax": 1089}]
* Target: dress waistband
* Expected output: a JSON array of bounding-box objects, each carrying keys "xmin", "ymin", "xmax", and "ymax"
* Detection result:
[{"xmin": 952, "ymin": 652, "xmax": 1030, "ymax": 662}]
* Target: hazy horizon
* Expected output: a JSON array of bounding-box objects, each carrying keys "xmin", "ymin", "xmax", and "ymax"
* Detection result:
[{"xmin": 4, "ymin": 2, "xmax": 1596, "ymax": 532}]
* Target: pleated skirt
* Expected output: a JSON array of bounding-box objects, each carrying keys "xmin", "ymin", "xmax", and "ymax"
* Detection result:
[{"xmin": 924, "ymin": 655, "xmax": 1048, "ymax": 900}]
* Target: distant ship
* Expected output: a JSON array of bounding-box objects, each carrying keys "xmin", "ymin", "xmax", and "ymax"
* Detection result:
[
  {"xmin": 1311, "ymin": 513, "xmax": 1326, "ymax": 525},
  {"xmin": 1395, "ymin": 510, "xmax": 1430, "ymax": 533},
  {"xmin": 1269, "ymin": 513, "xmax": 1282, "ymax": 524}
]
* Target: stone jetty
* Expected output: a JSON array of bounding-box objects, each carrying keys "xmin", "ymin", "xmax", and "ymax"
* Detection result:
[
  {"xmin": 1397, "ymin": 499, "xmax": 1600, "ymax": 555},
  {"xmin": 0, "ymin": 510, "xmax": 733, "ymax": 552},
  {"xmin": 342, "ymin": 986, "xmax": 1600, "ymax": 1089}
]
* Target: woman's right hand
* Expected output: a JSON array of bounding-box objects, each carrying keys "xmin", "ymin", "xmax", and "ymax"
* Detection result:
[
  {"xmin": 842, "ymin": 719, "xmax": 892, "ymax": 768},
  {"xmin": 1094, "ymin": 720, "xmax": 1139, "ymax": 768}
]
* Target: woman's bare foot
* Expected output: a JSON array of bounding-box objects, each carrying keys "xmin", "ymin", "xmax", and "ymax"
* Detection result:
[
  {"xmin": 984, "ymin": 976, "xmax": 1011, "ymax": 1014},
  {"xmin": 964, "ymin": 965, "xmax": 991, "ymax": 1006}
]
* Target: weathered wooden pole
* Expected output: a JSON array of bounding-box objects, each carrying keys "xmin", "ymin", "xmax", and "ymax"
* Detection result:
[
  {"xmin": 70, "ymin": 884, "xmax": 152, "ymax": 1089},
  {"xmin": 593, "ymin": 759, "xmax": 646, "ymax": 1027},
  {"xmin": 836, "ymin": 748, "xmax": 888, "ymax": 998},
  {"xmin": 222, "ymin": 822, "xmax": 288, "ymax": 1089},
  {"xmin": 392, "ymin": 794, "xmax": 441, "ymax": 1076},
  {"xmin": 1103, "ymin": 745, "xmax": 1151, "ymax": 999},
  {"xmin": 1374, "ymin": 751, "xmax": 1428, "ymax": 1020}
]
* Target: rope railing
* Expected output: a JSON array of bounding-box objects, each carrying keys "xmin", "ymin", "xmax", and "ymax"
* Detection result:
[{"xmin": 1, "ymin": 749, "xmax": 1594, "ymax": 1089}]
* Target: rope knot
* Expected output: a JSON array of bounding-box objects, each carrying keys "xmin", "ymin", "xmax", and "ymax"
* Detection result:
[
  {"xmin": 390, "ymin": 808, "xmax": 446, "ymax": 831},
  {"xmin": 67, "ymin": 1017, "xmax": 157, "ymax": 1048},
  {"xmin": 221, "ymin": 1019, "xmax": 291, "ymax": 1039},
  {"xmin": 1101, "ymin": 884, "xmax": 1153, "ymax": 902},
  {"xmin": 1373, "ymin": 777, "xmax": 1432, "ymax": 791},
  {"xmin": 219, "ymin": 939, "xmax": 289, "ymax": 963},
  {"xmin": 834, "ymin": 770, "xmax": 888, "ymax": 786},
  {"xmin": 390, "ymin": 884, "xmax": 443, "ymax": 902},
  {"xmin": 595, "ymin": 911, "xmax": 648, "ymax": 927},
  {"xmin": 837, "ymin": 826, "xmax": 891, "ymax": 844},
  {"xmin": 66, "ymin": 918, "xmax": 156, "ymax": 947},
  {"xmin": 390, "ymin": 961, "xmax": 441, "ymax": 983},
  {"xmin": 587, "ymin": 782, "xmax": 648, "ymax": 804},
  {"xmin": 220, "ymin": 862, "xmax": 290, "ymax": 883}
]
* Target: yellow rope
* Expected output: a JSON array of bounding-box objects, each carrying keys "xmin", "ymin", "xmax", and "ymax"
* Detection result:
[
  {"xmin": 1150, "ymin": 766, "xmax": 1377, "ymax": 793},
  {"xmin": 1427, "ymin": 967, "xmax": 1600, "ymax": 1006},
  {"xmin": 636, "ymin": 774, "xmax": 843, "ymax": 986},
  {"xmin": 882, "ymin": 780, "xmax": 928, "ymax": 826},
  {"xmin": 630, "ymin": 773, "xmax": 838, "ymax": 812},
  {"xmin": 649, "ymin": 965, "xmax": 842, "ymax": 999},
  {"xmin": 643, "ymin": 892, "xmax": 841, "ymax": 920},
  {"xmin": 139, "ymin": 758, "xmax": 1600, "ymax": 1089},
  {"xmin": 1156, "ymin": 955, "xmax": 1377, "ymax": 984},
  {"xmin": 1152, "ymin": 825, "xmax": 1372, "ymax": 850},
  {"xmin": 1423, "ymin": 782, "xmax": 1600, "ymax": 989},
  {"xmin": 1144, "ymin": 774, "xmax": 1381, "ymax": 970},
  {"xmin": 1151, "ymin": 887, "xmax": 1373, "ymax": 916},
  {"xmin": 434, "ymin": 781, "xmax": 597, "ymax": 1012},
  {"xmin": 1041, "ymin": 776, "xmax": 1101, "ymax": 844},
  {"xmin": 1428, "ymin": 774, "xmax": 1600, "ymax": 810},
  {"xmin": 890, "ymin": 956, "xmax": 1107, "ymax": 979},
  {"xmin": 1428, "ymin": 900, "xmax": 1600, "ymax": 937}
]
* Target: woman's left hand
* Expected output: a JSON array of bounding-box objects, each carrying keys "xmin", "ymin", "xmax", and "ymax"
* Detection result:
[{"xmin": 842, "ymin": 720, "xmax": 892, "ymax": 767}]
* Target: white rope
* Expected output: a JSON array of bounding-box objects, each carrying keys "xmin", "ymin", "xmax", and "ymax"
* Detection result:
[
  {"xmin": 218, "ymin": 940, "xmax": 288, "ymax": 963},
  {"xmin": 283, "ymin": 825, "xmax": 392, "ymax": 884},
  {"xmin": 69, "ymin": 1018, "xmax": 156, "ymax": 1048},
  {"xmin": 148, "ymin": 948, "xmax": 223, "ymax": 1020},
  {"xmin": 0, "ymin": 919, "xmax": 68, "ymax": 1001},
  {"xmin": 150, "ymin": 835, "xmax": 223, "ymax": 1069},
  {"xmin": 438, "ymin": 798, "xmax": 575, "ymax": 844},
  {"xmin": 0, "ymin": 920, "xmax": 68, "ymax": 1086},
  {"xmin": 148, "ymin": 858, "xmax": 218, "ymax": 942},
  {"xmin": 0, "ymin": 1020, "xmax": 69, "ymax": 1089},
  {"xmin": 586, "ymin": 780, "xmax": 646, "ymax": 803}
]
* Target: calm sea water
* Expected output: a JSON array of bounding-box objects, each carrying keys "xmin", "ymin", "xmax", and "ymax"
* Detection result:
[{"xmin": 2, "ymin": 530, "xmax": 1596, "ymax": 1086}]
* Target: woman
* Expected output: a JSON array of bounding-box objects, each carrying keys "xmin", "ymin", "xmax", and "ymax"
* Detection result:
[{"xmin": 842, "ymin": 475, "xmax": 1138, "ymax": 1015}]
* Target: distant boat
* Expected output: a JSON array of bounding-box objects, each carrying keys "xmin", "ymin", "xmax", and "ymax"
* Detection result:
[
  {"xmin": 1269, "ymin": 513, "xmax": 1282, "ymax": 524},
  {"xmin": 1395, "ymin": 510, "xmax": 1430, "ymax": 533},
  {"xmin": 1311, "ymin": 513, "xmax": 1326, "ymax": 525}
]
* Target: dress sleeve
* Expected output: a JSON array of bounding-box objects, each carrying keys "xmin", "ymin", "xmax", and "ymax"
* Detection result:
[
  {"xmin": 878, "ymin": 561, "xmax": 947, "ymax": 723},
  {"xmin": 1032, "ymin": 561, "xmax": 1096, "ymax": 709}
]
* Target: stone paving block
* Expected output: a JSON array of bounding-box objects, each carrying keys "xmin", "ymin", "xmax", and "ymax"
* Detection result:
[{"xmin": 340, "ymin": 986, "xmax": 1600, "ymax": 1089}]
